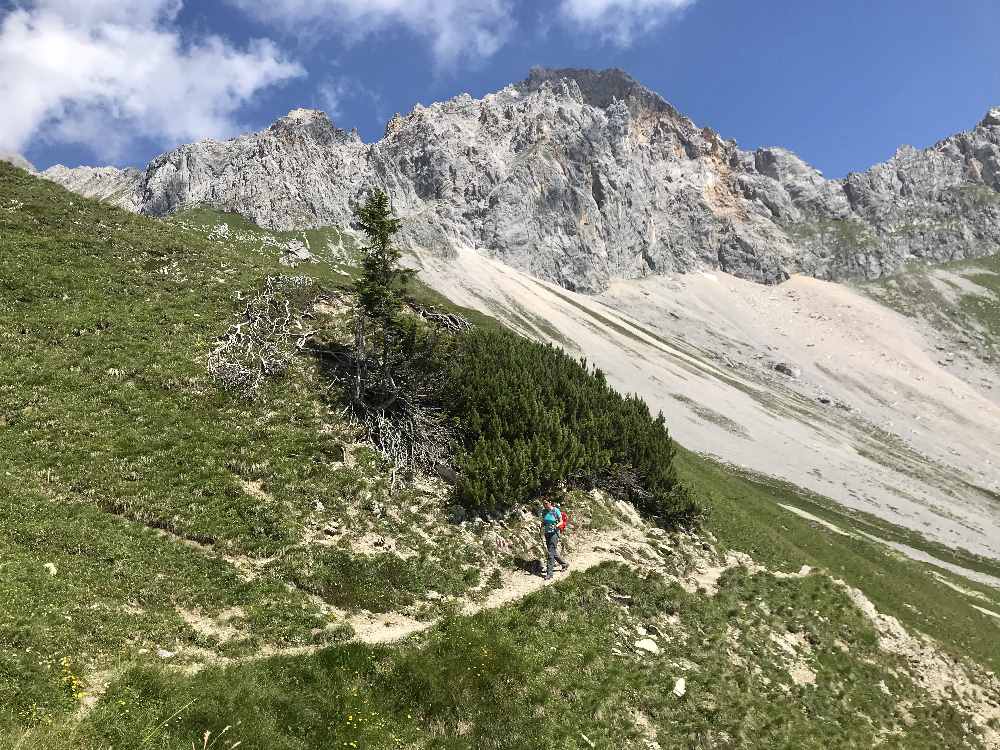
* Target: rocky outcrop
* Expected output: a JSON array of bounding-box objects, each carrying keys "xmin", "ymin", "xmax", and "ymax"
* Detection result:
[
  {"xmin": 43, "ymin": 68, "xmax": 1000, "ymax": 292},
  {"xmin": 42, "ymin": 164, "xmax": 143, "ymax": 210}
]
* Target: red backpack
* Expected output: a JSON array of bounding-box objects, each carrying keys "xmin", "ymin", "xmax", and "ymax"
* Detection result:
[{"xmin": 558, "ymin": 509, "xmax": 569, "ymax": 531}]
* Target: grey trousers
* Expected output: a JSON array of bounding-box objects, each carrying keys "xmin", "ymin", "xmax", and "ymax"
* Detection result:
[{"xmin": 544, "ymin": 531, "xmax": 567, "ymax": 579}]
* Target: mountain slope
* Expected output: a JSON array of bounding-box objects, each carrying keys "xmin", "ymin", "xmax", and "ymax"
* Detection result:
[
  {"xmin": 0, "ymin": 152, "xmax": 34, "ymax": 173},
  {"xmin": 4, "ymin": 163, "xmax": 1000, "ymax": 749},
  {"xmin": 862, "ymin": 251, "xmax": 1000, "ymax": 365},
  {"xmin": 412, "ymin": 245, "xmax": 1000, "ymax": 561},
  {"xmin": 31, "ymin": 69, "xmax": 1000, "ymax": 558},
  {"xmin": 41, "ymin": 164, "xmax": 142, "ymax": 210},
  {"xmin": 44, "ymin": 67, "xmax": 1000, "ymax": 292}
]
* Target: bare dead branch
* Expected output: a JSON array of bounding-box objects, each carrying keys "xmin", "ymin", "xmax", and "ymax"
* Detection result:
[
  {"xmin": 408, "ymin": 303, "xmax": 472, "ymax": 333},
  {"xmin": 207, "ymin": 274, "xmax": 316, "ymax": 398}
]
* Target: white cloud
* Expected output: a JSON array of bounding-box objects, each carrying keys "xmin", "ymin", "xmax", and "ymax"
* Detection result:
[
  {"xmin": 316, "ymin": 75, "xmax": 385, "ymax": 131},
  {"xmin": 230, "ymin": 0, "xmax": 513, "ymax": 69},
  {"xmin": 0, "ymin": 0, "xmax": 304, "ymax": 160},
  {"xmin": 317, "ymin": 77, "xmax": 352, "ymax": 120},
  {"xmin": 559, "ymin": 0, "xmax": 694, "ymax": 46}
]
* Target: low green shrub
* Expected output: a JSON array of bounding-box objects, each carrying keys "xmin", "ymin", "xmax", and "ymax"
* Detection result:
[{"xmin": 441, "ymin": 327, "xmax": 698, "ymax": 523}]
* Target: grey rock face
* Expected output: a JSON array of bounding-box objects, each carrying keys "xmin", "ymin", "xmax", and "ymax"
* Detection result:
[
  {"xmin": 42, "ymin": 164, "xmax": 143, "ymax": 210},
  {"xmin": 43, "ymin": 69, "xmax": 1000, "ymax": 292}
]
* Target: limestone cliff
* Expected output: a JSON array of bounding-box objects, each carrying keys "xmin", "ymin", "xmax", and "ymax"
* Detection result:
[{"xmin": 43, "ymin": 68, "xmax": 1000, "ymax": 292}]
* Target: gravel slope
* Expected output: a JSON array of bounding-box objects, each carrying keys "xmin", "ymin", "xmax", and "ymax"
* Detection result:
[{"xmin": 413, "ymin": 248, "xmax": 1000, "ymax": 559}]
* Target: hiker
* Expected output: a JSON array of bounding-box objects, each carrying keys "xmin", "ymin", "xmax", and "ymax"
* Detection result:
[{"xmin": 541, "ymin": 498, "xmax": 569, "ymax": 580}]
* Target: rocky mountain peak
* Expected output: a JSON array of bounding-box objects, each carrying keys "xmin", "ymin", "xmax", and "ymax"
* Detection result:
[
  {"xmin": 979, "ymin": 107, "xmax": 1000, "ymax": 128},
  {"xmin": 520, "ymin": 66, "xmax": 673, "ymax": 114},
  {"xmin": 269, "ymin": 107, "xmax": 358, "ymax": 145},
  {"xmin": 384, "ymin": 112, "xmax": 406, "ymax": 138},
  {"xmin": 274, "ymin": 107, "xmax": 333, "ymax": 127},
  {"xmin": 41, "ymin": 67, "xmax": 1000, "ymax": 292}
]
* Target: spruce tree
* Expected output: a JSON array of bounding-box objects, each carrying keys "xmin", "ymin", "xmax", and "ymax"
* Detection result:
[
  {"xmin": 350, "ymin": 189, "xmax": 415, "ymax": 405},
  {"xmin": 354, "ymin": 189, "xmax": 410, "ymax": 329}
]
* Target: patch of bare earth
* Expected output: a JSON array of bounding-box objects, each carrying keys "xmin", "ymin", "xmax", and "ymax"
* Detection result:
[{"xmin": 177, "ymin": 606, "xmax": 245, "ymax": 644}]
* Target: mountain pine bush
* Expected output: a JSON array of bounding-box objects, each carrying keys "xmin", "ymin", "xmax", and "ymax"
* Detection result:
[{"xmin": 439, "ymin": 327, "xmax": 697, "ymax": 524}]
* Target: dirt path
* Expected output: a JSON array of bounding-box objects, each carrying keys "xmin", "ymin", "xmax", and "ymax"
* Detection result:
[
  {"xmin": 318, "ymin": 528, "xmax": 633, "ymax": 647},
  {"xmin": 76, "ymin": 518, "xmax": 1000, "ymax": 750}
]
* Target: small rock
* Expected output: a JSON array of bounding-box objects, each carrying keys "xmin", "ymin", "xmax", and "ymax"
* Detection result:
[
  {"xmin": 636, "ymin": 624, "xmax": 648, "ymax": 637},
  {"xmin": 435, "ymin": 461, "xmax": 458, "ymax": 483},
  {"xmin": 279, "ymin": 239, "xmax": 315, "ymax": 267},
  {"xmin": 673, "ymin": 677, "xmax": 687, "ymax": 698},
  {"xmin": 635, "ymin": 638, "xmax": 660, "ymax": 655},
  {"xmin": 772, "ymin": 362, "xmax": 801, "ymax": 378},
  {"xmin": 43, "ymin": 562, "xmax": 57, "ymax": 576},
  {"xmin": 156, "ymin": 648, "xmax": 176, "ymax": 659}
]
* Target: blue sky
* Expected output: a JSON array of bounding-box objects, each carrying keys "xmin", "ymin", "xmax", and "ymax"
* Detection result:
[{"xmin": 3, "ymin": 0, "xmax": 999, "ymax": 178}]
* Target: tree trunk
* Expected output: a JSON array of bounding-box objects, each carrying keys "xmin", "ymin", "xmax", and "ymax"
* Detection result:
[
  {"xmin": 381, "ymin": 321, "xmax": 391, "ymax": 389},
  {"xmin": 352, "ymin": 315, "xmax": 365, "ymax": 404}
]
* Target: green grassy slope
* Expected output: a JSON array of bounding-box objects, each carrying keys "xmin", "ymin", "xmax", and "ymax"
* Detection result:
[
  {"xmin": 677, "ymin": 449, "xmax": 1000, "ymax": 673},
  {"xmin": 860, "ymin": 252, "xmax": 1000, "ymax": 363},
  {"xmin": 1, "ymin": 164, "xmax": 349, "ymax": 730},
  {"xmin": 23, "ymin": 565, "xmax": 988, "ymax": 750},
  {"xmin": 2, "ymin": 163, "xmax": 998, "ymax": 749},
  {"xmin": 0, "ymin": 164, "xmax": 504, "ymax": 734}
]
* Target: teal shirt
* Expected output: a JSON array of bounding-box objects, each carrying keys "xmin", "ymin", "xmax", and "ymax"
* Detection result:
[{"xmin": 541, "ymin": 507, "xmax": 562, "ymax": 535}]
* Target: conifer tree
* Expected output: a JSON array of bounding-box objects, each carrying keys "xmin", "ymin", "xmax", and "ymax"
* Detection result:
[
  {"xmin": 354, "ymin": 189, "xmax": 410, "ymax": 329},
  {"xmin": 350, "ymin": 189, "xmax": 415, "ymax": 405}
]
